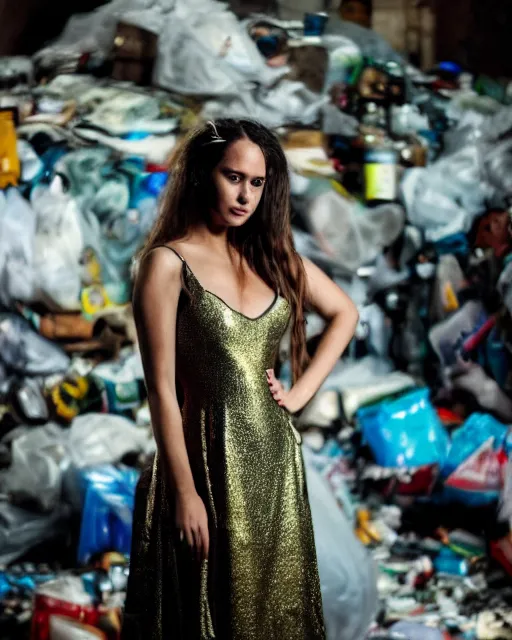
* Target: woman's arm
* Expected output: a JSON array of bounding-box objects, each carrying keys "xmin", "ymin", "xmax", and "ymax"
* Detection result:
[
  {"xmin": 267, "ymin": 256, "xmax": 359, "ymax": 414},
  {"xmin": 133, "ymin": 248, "xmax": 209, "ymax": 558}
]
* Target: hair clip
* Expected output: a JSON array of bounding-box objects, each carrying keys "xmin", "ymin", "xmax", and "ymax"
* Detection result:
[{"xmin": 202, "ymin": 120, "xmax": 226, "ymax": 145}]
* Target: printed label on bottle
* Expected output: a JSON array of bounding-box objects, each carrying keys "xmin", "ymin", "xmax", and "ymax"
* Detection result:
[{"xmin": 364, "ymin": 149, "xmax": 397, "ymax": 201}]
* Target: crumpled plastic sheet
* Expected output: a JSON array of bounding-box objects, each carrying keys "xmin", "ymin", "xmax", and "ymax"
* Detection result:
[
  {"xmin": 401, "ymin": 145, "xmax": 490, "ymax": 242},
  {"xmin": 0, "ymin": 423, "xmax": 68, "ymax": 513},
  {"xmin": 402, "ymin": 104, "xmax": 512, "ymax": 241},
  {"xmin": 304, "ymin": 448, "xmax": 378, "ymax": 640},
  {"xmin": 0, "ymin": 313, "xmax": 70, "ymax": 376},
  {"xmin": 0, "ymin": 502, "xmax": 70, "ymax": 566},
  {"xmin": 307, "ymin": 189, "xmax": 405, "ymax": 272},
  {"xmin": 0, "ymin": 415, "xmax": 150, "ymax": 513},
  {"xmin": 202, "ymin": 80, "xmax": 327, "ymax": 128},
  {"xmin": 45, "ymin": 0, "xmax": 325, "ymax": 127}
]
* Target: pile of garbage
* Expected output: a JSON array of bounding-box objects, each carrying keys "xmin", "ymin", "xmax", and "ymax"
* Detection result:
[{"xmin": 1, "ymin": 0, "xmax": 512, "ymax": 638}]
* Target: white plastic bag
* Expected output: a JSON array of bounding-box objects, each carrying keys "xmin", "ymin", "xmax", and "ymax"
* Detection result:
[
  {"xmin": 401, "ymin": 146, "xmax": 488, "ymax": 242},
  {"xmin": 304, "ymin": 448, "xmax": 378, "ymax": 640},
  {"xmin": 0, "ymin": 188, "xmax": 36, "ymax": 307},
  {"xmin": 31, "ymin": 177, "xmax": 84, "ymax": 310},
  {"xmin": 68, "ymin": 413, "xmax": 150, "ymax": 469}
]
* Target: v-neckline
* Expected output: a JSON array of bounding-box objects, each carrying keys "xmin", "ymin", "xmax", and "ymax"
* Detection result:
[{"xmin": 183, "ymin": 263, "xmax": 280, "ymax": 322}]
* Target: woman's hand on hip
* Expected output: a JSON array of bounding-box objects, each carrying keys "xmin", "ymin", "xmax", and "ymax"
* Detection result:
[
  {"xmin": 175, "ymin": 490, "xmax": 210, "ymax": 561},
  {"xmin": 266, "ymin": 369, "xmax": 301, "ymax": 414}
]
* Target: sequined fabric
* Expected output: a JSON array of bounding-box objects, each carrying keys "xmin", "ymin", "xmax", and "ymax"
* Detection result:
[{"xmin": 122, "ymin": 247, "xmax": 326, "ymax": 640}]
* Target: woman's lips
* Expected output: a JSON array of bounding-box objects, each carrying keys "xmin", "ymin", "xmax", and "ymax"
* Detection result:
[{"xmin": 230, "ymin": 207, "xmax": 249, "ymax": 216}]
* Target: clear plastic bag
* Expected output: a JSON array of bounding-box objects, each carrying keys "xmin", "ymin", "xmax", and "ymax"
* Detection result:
[
  {"xmin": 0, "ymin": 502, "xmax": 69, "ymax": 565},
  {"xmin": 307, "ymin": 189, "xmax": 405, "ymax": 273}
]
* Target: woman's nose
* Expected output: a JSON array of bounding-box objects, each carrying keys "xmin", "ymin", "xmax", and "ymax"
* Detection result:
[{"xmin": 237, "ymin": 183, "xmax": 249, "ymax": 205}]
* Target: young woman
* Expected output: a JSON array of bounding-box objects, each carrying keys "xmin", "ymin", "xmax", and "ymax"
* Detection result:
[{"xmin": 122, "ymin": 119, "xmax": 359, "ymax": 639}]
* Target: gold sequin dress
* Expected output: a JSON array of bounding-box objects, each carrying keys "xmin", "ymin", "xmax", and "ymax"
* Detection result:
[{"xmin": 122, "ymin": 246, "xmax": 326, "ymax": 640}]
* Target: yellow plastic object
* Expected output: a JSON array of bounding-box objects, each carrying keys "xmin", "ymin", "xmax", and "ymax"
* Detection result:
[
  {"xmin": 0, "ymin": 109, "xmax": 20, "ymax": 189},
  {"xmin": 443, "ymin": 281, "xmax": 460, "ymax": 313},
  {"xmin": 355, "ymin": 508, "xmax": 382, "ymax": 545}
]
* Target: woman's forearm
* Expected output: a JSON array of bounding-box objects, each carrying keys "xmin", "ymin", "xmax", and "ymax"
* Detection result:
[
  {"xmin": 290, "ymin": 308, "xmax": 358, "ymax": 411},
  {"xmin": 147, "ymin": 387, "xmax": 196, "ymax": 498}
]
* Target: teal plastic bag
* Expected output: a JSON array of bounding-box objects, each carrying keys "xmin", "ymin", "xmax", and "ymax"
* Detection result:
[{"xmin": 357, "ymin": 388, "xmax": 449, "ymax": 468}]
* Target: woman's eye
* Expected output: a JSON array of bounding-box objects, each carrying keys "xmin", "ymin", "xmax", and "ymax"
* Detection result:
[
  {"xmin": 228, "ymin": 174, "xmax": 240, "ymax": 183},
  {"xmin": 252, "ymin": 179, "xmax": 264, "ymax": 188}
]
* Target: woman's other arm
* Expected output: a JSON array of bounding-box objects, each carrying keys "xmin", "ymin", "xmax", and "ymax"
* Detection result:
[{"xmin": 268, "ymin": 256, "xmax": 359, "ymax": 413}]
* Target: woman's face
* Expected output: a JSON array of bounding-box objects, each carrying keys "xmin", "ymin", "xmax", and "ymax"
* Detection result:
[{"xmin": 209, "ymin": 138, "xmax": 266, "ymax": 228}]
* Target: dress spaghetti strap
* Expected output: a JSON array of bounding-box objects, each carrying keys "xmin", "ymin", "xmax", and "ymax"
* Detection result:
[{"xmin": 152, "ymin": 244, "xmax": 186, "ymax": 264}]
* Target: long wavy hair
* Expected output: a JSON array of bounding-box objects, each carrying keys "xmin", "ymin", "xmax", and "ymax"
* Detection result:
[{"xmin": 140, "ymin": 118, "xmax": 309, "ymax": 384}]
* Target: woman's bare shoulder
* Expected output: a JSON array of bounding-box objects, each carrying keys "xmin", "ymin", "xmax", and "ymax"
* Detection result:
[{"xmin": 133, "ymin": 245, "xmax": 184, "ymax": 292}]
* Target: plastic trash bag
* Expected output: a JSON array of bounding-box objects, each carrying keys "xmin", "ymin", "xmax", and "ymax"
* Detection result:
[
  {"xmin": 0, "ymin": 313, "xmax": 70, "ymax": 376},
  {"xmin": 0, "ymin": 502, "xmax": 70, "ymax": 565},
  {"xmin": 441, "ymin": 413, "xmax": 509, "ymax": 506},
  {"xmin": 155, "ymin": 0, "xmax": 282, "ymax": 96},
  {"xmin": 307, "ymin": 189, "xmax": 405, "ymax": 273},
  {"xmin": 68, "ymin": 413, "xmax": 150, "ymax": 469},
  {"xmin": 0, "ymin": 188, "xmax": 36, "ymax": 307},
  {"xmin": 31, "ymin": 177, "xmax": 84, "ymax": 310},
  {"xmin": 358, "ymin": 388, "xmax": 450, "ymax": 468},
  {"xmin": 0, "ymin": 423, "xmax": 67, "ymax": 512},
  {"xmin": 303, "ymin": 448, "xmax": 377, "ymax": 640},
  {"xmin": 401, "ymin": 145, "xmax": 490, "ymax": 242},
  {"xmin": 77, "ymin": 465, "xmax": 139, "ymax": 564}
]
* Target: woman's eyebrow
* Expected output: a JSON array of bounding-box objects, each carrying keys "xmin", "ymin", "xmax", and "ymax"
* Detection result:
[{"xmin": 222, "ymin": 166, "xmax": 266, "ymax": 180}]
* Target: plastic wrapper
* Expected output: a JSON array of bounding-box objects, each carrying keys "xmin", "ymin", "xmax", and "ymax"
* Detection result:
[
  {"xmin": 32, "ymin": 575, "xmax": 98, "ymax": 640},
  {"xmin": 77, "ymin": 465, "xmax": 139, "ymax": 565},
  {"xmin": 358, "ymin": 388, "xmax": 450, "ymax": 468},
  {"xmin": 303, "ymin": 448, "xmax": 377, "ymax": 640}
]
